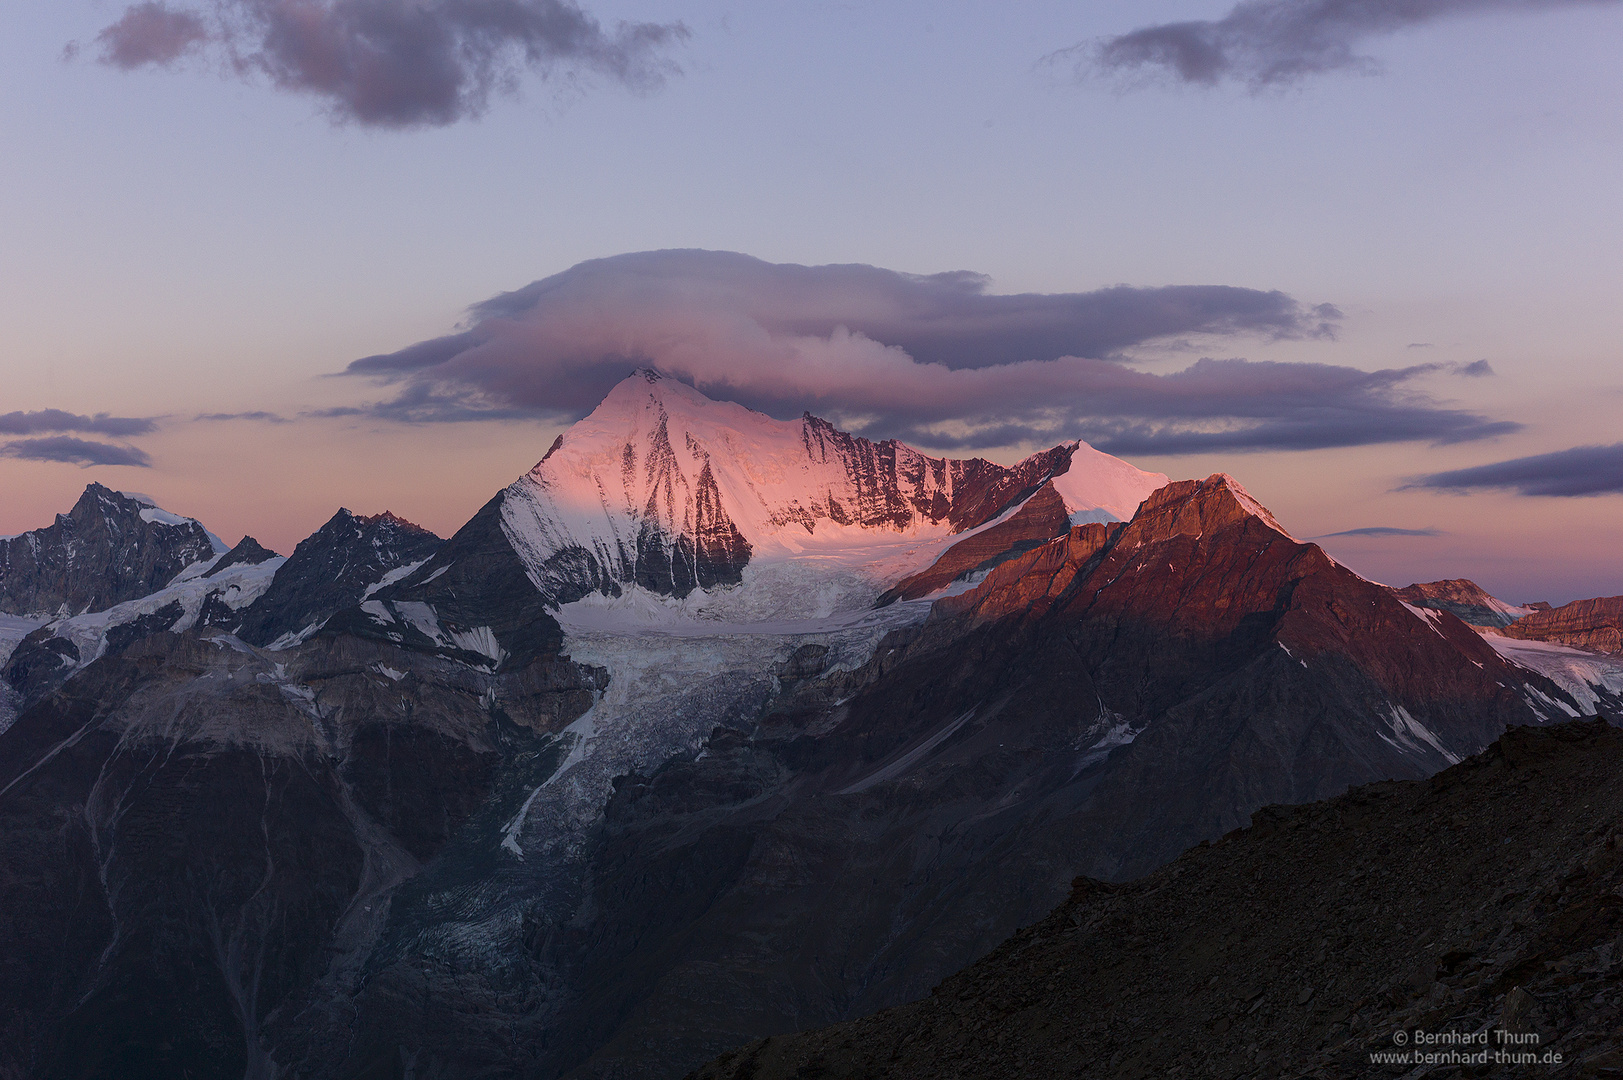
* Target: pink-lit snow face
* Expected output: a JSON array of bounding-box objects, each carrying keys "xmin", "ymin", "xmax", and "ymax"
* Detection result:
[{"xmin": 493, "ymin": 372, "xmax": 1166, "ymax": 592}]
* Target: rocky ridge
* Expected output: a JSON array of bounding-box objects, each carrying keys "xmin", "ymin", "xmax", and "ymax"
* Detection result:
[
  {"xmin": 1395, "ymin": 578, "xmax": 1537, "ymax": 629},
  {"xmin": 0, "ymin": 484, "xmax": 220, "ymax": 616},
  {"xmin": 1505, "ymin": 596, "xmax": 1623, "ymax": 655},
  {"xmin": 231, "ymin": 508, "xmax": 443, "ymax": 647},
  {"xmin": 499, "ymin": 474, "xmax": 1600, "ymax": 1080},
  {"xmin": 690, "ymin": 719, "xmax": 1623, "ymax": 1080},
  {"xmin": 449, "ymin": 371, "xmax": 1166, "ymax": 610}
]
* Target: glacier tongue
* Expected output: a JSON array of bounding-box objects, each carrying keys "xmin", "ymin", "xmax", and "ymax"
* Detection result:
[{"xmin": 502, "ymin": 556, "xmax": 938, "ymax": 866}]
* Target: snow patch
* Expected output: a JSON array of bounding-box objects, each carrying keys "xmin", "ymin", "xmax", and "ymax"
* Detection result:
[
  {"xmin": 17, "ymin": 557, "xmax": 284, "ymax": 674},
  {"xmin": 363, "ymin": 559, "xmax": 429, "ymax": 599},
  {"xmin": 1376, "ymin": 705, "xmax": 1462, "ymax": 764},
  {"xmin": 1485, "ymin": 635, "xmax": 1623, "ymax": 716}
]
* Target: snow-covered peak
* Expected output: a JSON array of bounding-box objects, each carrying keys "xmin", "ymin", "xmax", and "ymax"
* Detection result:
[
  {"xmin": 1053, "ymin": 440, "xmax": 1169, "ymax": 524},
  {"xmin": 497, "ymin": 371, "xmax": 1167, "ymax": 607}
]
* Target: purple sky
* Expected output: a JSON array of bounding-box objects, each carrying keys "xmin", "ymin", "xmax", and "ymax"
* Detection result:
[{"xmin": 2, "ymin": 1, "xmax": 1621, "ymax": 604}]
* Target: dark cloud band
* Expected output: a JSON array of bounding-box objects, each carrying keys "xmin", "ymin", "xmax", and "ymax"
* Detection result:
[
  {"xmin": 1, "ymin": 437, "xmax": 152, "ymax": 468},
  {"xmin": 333, "ymin": 249, "xmax": 1516, "ymax": 455},
  {"xmin": 1411, "ymin": 443, "xmax": 1623, "ymax": 497},
  {"xmin": 0, "ymin": 410, "xmax": 157, "ymax": 437},
  {"xmin": 87, "ymin": 0, "xmax": 687, "ymax": 127},
  {"xmin": 1071, "ymin": 0, "xmax": 1621, "ymax": 88}
]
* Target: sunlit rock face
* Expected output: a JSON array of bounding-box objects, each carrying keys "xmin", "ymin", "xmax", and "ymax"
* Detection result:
[{"xmin": 1503, "ymin": 595, "xmax": 1623, "ymax": 654}]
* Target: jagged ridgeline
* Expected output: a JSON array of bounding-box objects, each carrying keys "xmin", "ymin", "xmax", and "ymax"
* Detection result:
[{"xmin": 0, "ymin": 373, "xmax": 1619, "ymax": 1080}]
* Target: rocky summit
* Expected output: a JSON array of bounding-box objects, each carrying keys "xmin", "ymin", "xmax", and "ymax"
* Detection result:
[
  {"xmin": 0, "ymin": 484, "xmax": 219, "ymax": 616},
  {"xmin": 690, "ymin": 719, "xmax": 1623, "ymax": 1080}
]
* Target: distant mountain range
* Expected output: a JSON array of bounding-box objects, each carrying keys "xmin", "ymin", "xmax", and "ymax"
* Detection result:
[{"xmin": 0, "ymin": 372, "xmax": 1618, "ymax": 1080}]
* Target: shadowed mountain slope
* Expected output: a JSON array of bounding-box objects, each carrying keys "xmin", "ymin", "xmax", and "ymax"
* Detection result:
[
  {"xmin": 0, "ymin": 485, "xmax": 219, "ymax": 616},
  {"xmin": 690, "ymin": 719, "xmax": 1623, "ymax": 1080}
]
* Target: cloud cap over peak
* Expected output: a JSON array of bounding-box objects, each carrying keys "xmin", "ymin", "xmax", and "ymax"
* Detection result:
[
  {"xmin": 335, "ymin": 249, "xmax": 1518, "ymax": 456},
  {"xmin": 1071, "ymin": 0, "xmax": 1622, "ymax": 88},
  {"xmin": 86, "ymin": 0, "xmax": 688, "ymax": 127}
]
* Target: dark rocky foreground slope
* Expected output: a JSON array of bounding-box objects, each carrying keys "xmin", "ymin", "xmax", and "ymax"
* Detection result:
[
  {"xmin": 692, "ymin": 719, "xmax": 1623, "ymax": 1080},
  {"xmin": 0, "ymin": 628, "xmax": 602, "ymax": 1080},
  {"xmin": 0, "ymin": 485, "xmax": 218, "ymax": 616}
]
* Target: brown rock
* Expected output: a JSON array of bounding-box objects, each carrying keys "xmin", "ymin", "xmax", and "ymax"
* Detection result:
[{"xmin": 1503, "ymin": 596, "xmax": 1623, "ymax": 654}]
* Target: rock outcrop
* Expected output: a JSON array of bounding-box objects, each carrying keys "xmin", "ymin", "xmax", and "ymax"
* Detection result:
[
  {"xmin": 231, "ymin": 509, "xmax": 442, "ymax": 647},
  {"xmin": 0, "ymin": 485, "xmax": 219, "ymax": 616},
  {"xmin": 1395, "ymin": 577, "xmax": 1535, "ymax": 629},
  {"xmin": 1503, "ymin": 595, "xmax": 1623, "ymax": 655},
  {"xmin": 690, "ymin": 719, "xmax": 1623, "ymax": 1080},
  {"xmin": 877, "ymin": 480, "xmax": 1071, "ymax": 604}
]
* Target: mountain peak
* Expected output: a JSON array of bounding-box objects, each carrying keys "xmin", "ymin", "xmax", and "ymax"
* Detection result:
[
  {"xmin": 0, "ymin": 485, "xmax": 219, "ymax": 616},
  {"xmin": 1395, "ymin": 579, "xmax": 1534, "ymax": 629},
  {"xmin": 1132, "ymin": 473, "xmax": 1296, "ymax": 544},
  {"xmin": 498, "ymin": 377, "xmax": 1166, "ymax": 610}
]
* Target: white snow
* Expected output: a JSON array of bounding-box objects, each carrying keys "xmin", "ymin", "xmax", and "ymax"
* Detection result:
[
  {"xmin": 20, "ymin": 556, "xmax": 284, "ymax": 677},
  {"xmin": 123, "ymin": 493, "xmax": 228, "ymax": 552},
  {"xmin": 362, "ymin": 559, "xmax": 430, "ymax": 599},
  {"xmin": 1375, "ymin": 704, "xmax": 1463, "ymax": 764},
  {"xmin": 1484, "ymin": 635, "xmax": 1623, "ymax": 716},
  {"xmin": 1051, "ymin": 440, "xmax": 1168, "ymax": 523},
  {"xmin": 1400, "ymin": 602, "xmax": 1450, "ymax": 638},
  {"xmin": 139, "ymin": 506, "xmax": 195, "ymax": 527},
  {"xmin": 496, "ymin": 371, "xmax": 1166, "ymax": 602}
]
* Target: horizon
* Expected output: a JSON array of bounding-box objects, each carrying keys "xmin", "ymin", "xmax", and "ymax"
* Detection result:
[
  {"xmin": 3, "ymin": 365, "xmax": 1610, "ymax": 609},
  {"xmin": 4, "ymin": 2, "xmax": 1622, "ymax": 605}
]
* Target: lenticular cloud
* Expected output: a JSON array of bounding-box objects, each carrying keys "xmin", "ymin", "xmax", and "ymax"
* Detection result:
[
  {"xmin": 88, "ymin": 0, "xmax": 688, "ymax": 127},
  {"xmin": 333, "ymin": 249, "xmax": 1518, "ymax": 455}
]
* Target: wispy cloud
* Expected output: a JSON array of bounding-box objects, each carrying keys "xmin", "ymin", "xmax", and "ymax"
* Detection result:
[
  {"xmin": 1, "ymin": 436, "xmax": 152, "ymax": 468},
  {"xmin": 1067, "ymin": 0, "xmax": 1621, "ymax": 88},
  {"xmin": 1457, "ymin": 359, "xmax": 1495, "ymax": 377},
  {"xmin": 333, "ymin": 249, "xmax": 1518, "ymax": 455},
  {"xmin": 83, "ymin": 0, "xmax": 688, "ymax": 127},
  {"xmin": 1411, "ymin": 442, "xmax": 1623, "ymax": 497},
  {"xmin": 0, "ymin": 409, "xmax": 157, "ymax": 437},
  {"xmin": 194, "ymin": 411, "xmax": 291, "ymax": 423},
  {"xmin": 1315, "ymin": 526, "xmax": 1442, "ymax": 538}
]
